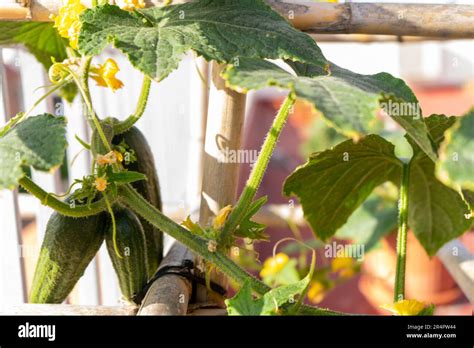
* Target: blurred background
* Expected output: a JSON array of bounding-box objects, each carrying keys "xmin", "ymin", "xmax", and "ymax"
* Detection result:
[{"xmin": 0, "ymin": 0, "xmax": 473, "ymax": 314}]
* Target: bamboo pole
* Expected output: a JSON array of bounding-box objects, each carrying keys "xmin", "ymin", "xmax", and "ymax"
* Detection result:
[
  {"xmin": 138, "ymin": 242, "xmax": 194, "ymax": 315},
  {"xmin": 269, "ymin": 1, "xmax": 474, "ymax": 38},
  {"xmin": 195, "ymin": 61, "xmax": 247, "ymax": 304},
  {"xmin": 1, "ymin": 1, "xmax": 473, "ymax": 39},
  {"xmin": 310, "ymin": 34, "xmax": 452, "ymax": 43},
  {"xmin": 1, "ymin": 304, "xmax": 138, "ymax": 315}
]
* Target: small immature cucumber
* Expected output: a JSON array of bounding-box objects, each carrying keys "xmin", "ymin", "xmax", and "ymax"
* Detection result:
[
  {"xmin": 30, "ymin": 203, "xmax": 106, "ymax": 303},
  {"xmin": 105, "ymin": 207, "xmax": 148, "ymax": 303},
  {"xmin": 113, "ymin": 126, "xmax": 164, "ymax": 278}
]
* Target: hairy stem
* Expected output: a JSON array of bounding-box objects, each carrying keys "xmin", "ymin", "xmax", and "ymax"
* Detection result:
[
  {"xmin": 114, "ymin": 76, "xmax": 152, "ymax": 135},
  {"xmin": 394, "ymin": 161, "xmax": 410, "ymax": 302},
  {"xmin": 120, "ymin": 184, "xmax": 344, "ymax": 315},
  {"xmin": 67, "ymin": 57, "xmax": 111, "ymax": 153},
  {"xmin": 220, "ymin": 93, "xmax": 296, "ymax": 244},
  {"xmin": 19, "ymin": 176, "xmax": 110, "ymax": 217}
]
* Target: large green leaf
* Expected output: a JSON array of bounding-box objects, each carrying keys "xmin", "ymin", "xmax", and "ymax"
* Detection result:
[
  {"xmin": 285, "ymin": 115, "xmax": 471, "ymax": 255},
  {"xmin": 226, "ymin": 265, "xmax": 312, "ymax": 315},
  {"xmin": 0, "ymin": 114, "xmax": 67, "ymax": 190},
  {"xmin": 0, "ymin": 22, "xmax": 67, "ymax": 70},
  {"xmin": 223, "ymin": 58, "xmax": 437, "ymax": 162},
  {"xmin": 336, "ymin": 193, "xmax": 398, "ymax": 252},
  {"xmin": 437, "ymin": 108, "xmax": 474, "ymax": 191},
  {"xmin": 283, "ymin": 135, "xmax": 402, "ymax": 240},
  {"xmin": 407, "ymin": 115, "xmax": 472, "ymax": 256},
  {"xmin": 78, "ymin": 1, "xmax": 327, "ymax": 82}
]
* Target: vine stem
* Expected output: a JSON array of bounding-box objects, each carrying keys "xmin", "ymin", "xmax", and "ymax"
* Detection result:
[
  {"xmin": 113, "ymin": 76, "xmax": 152, "ymax": 135},
  {"xmin": 66, "ymin": 57, "xmax": 111, "ymax": 153},
  {"xmin": 18, "ymin": 176, "xmax": 111, "ymax": 217},
  {"xmin": 219, "ymin": 93, "xmax": 296, "ymax": 245},
  {"xmin": 119, "ymin": 184, "xmax": 344, "ymax": 315},
  {"xmin": 394, "ymin": 161, "xmax": 410, "ymax": 302},
  {"xmin": 104, "ymin": 193, "xmax": 122, "ymax": 258}
]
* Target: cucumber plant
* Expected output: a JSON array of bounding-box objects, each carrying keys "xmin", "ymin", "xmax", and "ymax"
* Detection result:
[{"xmin": 0, "ymin": 0, "xmax": 471, "ymax": 315}]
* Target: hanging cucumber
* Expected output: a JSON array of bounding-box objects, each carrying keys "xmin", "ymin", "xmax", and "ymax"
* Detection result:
[
  {"xmin": 30, "ymin": 201, "xmax": 106, "ymax": 303},
  {"xmin": 105, "ymin": 207, "xmax": 148, "ymax": 303},
  {"xmin": 112, "ymin": 125, "xmax": 164, "ymax": 278}
]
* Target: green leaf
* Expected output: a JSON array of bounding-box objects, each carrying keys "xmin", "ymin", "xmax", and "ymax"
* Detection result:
[
  {"xmin": 0, "ymin": 114, "xmax": 67, "ymax": 190},
  {"xmin": 407, "ymin": 115, "xmax": 472, "ymax": 256},
  {"xmin": 226, "ymin": 254, "xmax": 314, "ymax": 315},
  {"xmin": 286, "ymin": 114, "xmax": 471, "ymax": 255},
  {"xmin": 283, "ymin": 135, "xmax": 402, "ymax": 240},
  {"xmin": 437, "ymin": 108, "xmax": 474, "ymax": 191},
  {"xmin": 336, "ymin": 193, "xmax": 398, "ymax": 252},
  {"xmin": 0, "ymin": 22, "xmax": 67, "ymax": 71},
  {"xmin": 108, "ymin": 171, "xmax": 147, "ymax": 184},
  {"xmin": 225, "ymin": 281, "xmax": 264, "ymax": 316},
  {"xmin": 223, "ymin": 58, "xmax": 437, "ymax": 162},
  {"xmin": 78, "ymin": 2, "xmax": 327, "ymax": 81},
  {"xmin": 0, "ymin": 22, "xmax": 77, "ymax": 102}
]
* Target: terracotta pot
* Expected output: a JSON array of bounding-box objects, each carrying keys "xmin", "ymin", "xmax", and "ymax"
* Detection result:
[{"xmin": 359, "ymin": 231, "xmax": 461, "ymax": 314}]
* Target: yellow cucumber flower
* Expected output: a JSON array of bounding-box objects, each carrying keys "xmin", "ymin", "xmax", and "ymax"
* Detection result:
[
  {"xmin": 116, "ymin": 0, "xmax": 146, "ymax": 11},
  {"xmin": 213, "ymin": 205, "xmax": 232, "ymax": 229},
  {"xmin": 96, "ymin": 150, "xmax": 121, "ymax": 166},
  {"xmin": 52, "ymin": 0, "xmax": 86, "ymax": 49},
  {"xmin": 381, "ymin": 299, "xmax": 427, "ymax": 316},
  {"xmin": 307, "ymin": 281, "xmax": 326, "ymax": 304},
  {"xmin": 181, "ymin": 216, "xmax": 201, "ymax": 234},
  {"xmin": 331, "ymin": 256, "xmax": 356, "ymax": 279},
  {"xmin": 90, "ymin": 59, "xmax": 124, "ymax": 92},
  {"xmin": 94, "ymin": 176, "xmax": 108, "ymax": 192},
  {"xmin": 114, "ymin": 150, "xmax": 124, "ymax": 163},
  {"xmin": 260, "ymin": 253, "xmax": 289, "ymax": 278}
]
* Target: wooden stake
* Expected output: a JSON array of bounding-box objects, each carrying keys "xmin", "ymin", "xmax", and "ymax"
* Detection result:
[
  {"xmin": 138, "ymin": 242, "xmax": 193, "ymax": 315},
  {"xmin": 195, "ymin": 61, "xmax": 247, "ymax": 303},
  {"xmin": 1, "ymin": 304, "xmax": 138, "ymax": 315},
  {"xmin": 1, "ymin": 1, "xmax": 472, "ymax": 39}
]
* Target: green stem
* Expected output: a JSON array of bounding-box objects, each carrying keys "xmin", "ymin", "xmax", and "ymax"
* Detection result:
[
  {"xmin": 220, "ymin": 93, "xmax": 296, "ymax": 245},
  {"xmin": 120, "ymin": 184, "xmax": 267, "ymax": 292},
  {"xmin": 394, "ymin": 161, "xmax": 410, "ymax": 302},
  {"xmin": 104, "ymin": 193, "xmax": 122, "ymax": 258},
  {"xmin": 67, "ymin": 57, "xmax": 111, "ymax": 153},
  {"xmin": 120, "ymin": 184, "xmax": 344, "ymax": 315},
  {"xmin": 114, "ymin": 76, "xmax": 152, "ymax": 135},
  {"xmin": 19, "ymin": 176, "xmax": 110, "ymax": 217}
]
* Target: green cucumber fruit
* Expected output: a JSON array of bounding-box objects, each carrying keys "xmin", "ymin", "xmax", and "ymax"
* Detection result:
[
  {"xmin": 113, "ymin": 126, "xmax": 163, "ymax": 278},
  {"xmin": 30, "ymin": 201, "xmax": 106, "ymax": 303},
  {"xmin": 105, "ymin": 207, "xmax": 148, "ymax": 303}
]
